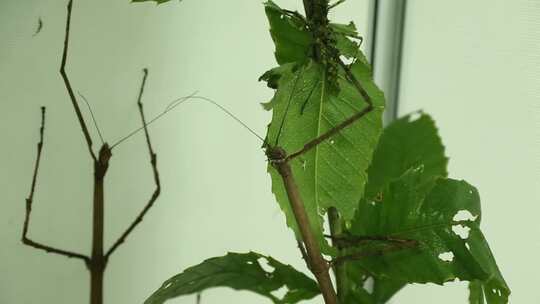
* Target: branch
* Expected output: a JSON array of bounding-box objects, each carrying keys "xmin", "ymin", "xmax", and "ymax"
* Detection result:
[
  {"xmin": 22, "ymin": 107, "xmax": 91, "ymax": 265},
  {"xmin": 105, "ymin": 68, "xmax": 161, "ymax": 259},
  {"xmin": 60, "ymin": 0, "xmax": 97, "ymax": 161}
]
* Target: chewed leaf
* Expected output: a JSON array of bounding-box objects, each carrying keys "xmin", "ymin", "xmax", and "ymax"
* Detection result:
[
  {"xmin": 264, "ymin": 1, "xmax": 312, "ymax": 64},
  {"xmin": 348, "ymin": 168, "xmax": 509, "ymax": 303},
  {"xmin": 145, "ymin": 252, "xmax": 320, "ymax": 304}
]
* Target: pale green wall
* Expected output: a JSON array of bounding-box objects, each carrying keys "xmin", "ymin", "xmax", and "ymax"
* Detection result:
[
  {"xmin": 0, "ymin": 1, "xmax": 370, "ymax": 303},
  {"xmin": 1, "ymin": 0, "xmax": 538, "ymax": 303}
]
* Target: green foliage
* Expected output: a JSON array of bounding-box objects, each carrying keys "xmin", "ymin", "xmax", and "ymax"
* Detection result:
[
  {"xmin": 141, "ymin": 1, "xmax": 509, "ymax": 303},
  {"xmin": 340, "ymin": 112, "xmax": 450, "ymax": 302},
  {"xmin": 144, "ymin": 252, "xmax": 320, "ymax": 304},
  {"xmin": 264, "ymin": 2, "xmax": 313, "ymax": 65},
  {"xmin": 348, "ymin": 170, "xmax": 509, "ymax": 303},
  {"xmin": 263, "ymin": 0, "xmax": 384, "ymax": 255},
  {"xmin": 364, "ymin": 112, "xmax": 448, "ymax": 198},
  {"xmin": 469, "ymin": 281, "xmax": 486, "ymax": 304},
  {"xmin": 336, "ymin": 114, "xmax": 508, "ymax": 303}
]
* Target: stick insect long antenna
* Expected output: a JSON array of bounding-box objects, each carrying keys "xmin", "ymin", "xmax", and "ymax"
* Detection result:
[
  {"xmin": 77, "ymin": 91, "xmax": 106, "ymax": 145},
  {"xmin": 273, "ymin": 65, "xmax": 306, "ymax": 147},
  {"xmin": 110, "ymin": 94, "xmax": 265, "ymax": 149}
]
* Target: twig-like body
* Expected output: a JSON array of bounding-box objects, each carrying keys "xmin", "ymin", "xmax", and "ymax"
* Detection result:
[
  {"xmin": 22, "ymin": 107, "xmax": 91, "ymax": 265},
  {"xmin": 269, "ymin": 148, "xmax": 337, "ymax": 304}
]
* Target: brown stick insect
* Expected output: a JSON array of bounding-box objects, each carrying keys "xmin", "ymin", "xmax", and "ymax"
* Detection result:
[{"xmin": 22, "ymin": 1, "xmax": 165, "ymax": 303}]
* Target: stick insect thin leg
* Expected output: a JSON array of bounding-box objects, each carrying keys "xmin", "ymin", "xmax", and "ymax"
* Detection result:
[
  {"xmin": 22, "ymin": 107, "xmax": 91, "ymax": 266},
  {"xmin": 105, "ymin": 68, "xmax": 161, "ymax": 259},
  {"xmin": 60, "ymin": 0, "xmax": 97, "ymax": 161}
]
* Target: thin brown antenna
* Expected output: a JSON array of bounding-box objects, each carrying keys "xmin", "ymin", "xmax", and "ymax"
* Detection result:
[
  {"xmin": 111, "ymin": 94, "xmax": 265, "ymax": 149},
  {"xmin": 273, "ymin": 66, "xmax": 305, "ymax": 146},
  {"xmin": 77, "ymin": 91, "xmax": 105, "ymax": 145}
]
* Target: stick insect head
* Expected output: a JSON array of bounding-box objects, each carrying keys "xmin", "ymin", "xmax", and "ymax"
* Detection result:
[{"xmin": 265, "ymin": 145, "xmax": 287, "ymax": 164}]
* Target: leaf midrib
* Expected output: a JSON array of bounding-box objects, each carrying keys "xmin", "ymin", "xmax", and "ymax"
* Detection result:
[{"xmin": 314, "ymin": 70, "xmax": 326, "ymax": 215}]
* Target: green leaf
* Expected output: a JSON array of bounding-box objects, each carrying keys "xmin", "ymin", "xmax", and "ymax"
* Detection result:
[
  {"xmin": 330, "ymin": 22, "xmax": 362, "ymax": 59},
  {"xmin": 372, "ymin": 278, "xmax": 406, "ymax": 303},
  {"xmin": 145, "ymin": 252, "xmax": 320, "ymax": 304},
  {"xmin": 365, "ymin": 112, "xmax": 449, "ymax": 199},
  {"xmin": 265, "ymin": 60, "xmax": 384, "ymax": 255},
  {"xmin": 341, "ymin": 112, "xmax": 447, "ymax": 301},
  {"xmin": 469, "ymin": 280, "xmax": 486, "ymax": 304},
  {"xmin": 348, "ymin": 168, "xmax": 509, "ymax": 303},
  {"xmin": 264, "ymin": 1, "xmax": 312, "ymax": 65}
]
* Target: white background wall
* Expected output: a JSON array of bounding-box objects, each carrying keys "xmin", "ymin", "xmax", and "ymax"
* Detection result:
[{"xmin": 0, "ymin": 0, "xmax": 538, "ymax": 303}]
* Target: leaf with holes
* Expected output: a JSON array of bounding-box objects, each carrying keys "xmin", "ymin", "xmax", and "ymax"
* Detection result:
[
  {"xmin": 346, "ymin": 167, "xmax": 509, "ymax": 303},
  {"xmin": 343, "ymin": 112, "xmax": 449, "ymax": 301},
  {"xmin": 263, "ymin": 1, "xmax": 384, "ymax": 255},
  {"xmin": 145, "ymin": 252, "xmax": 320, "ymax": 304}
]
